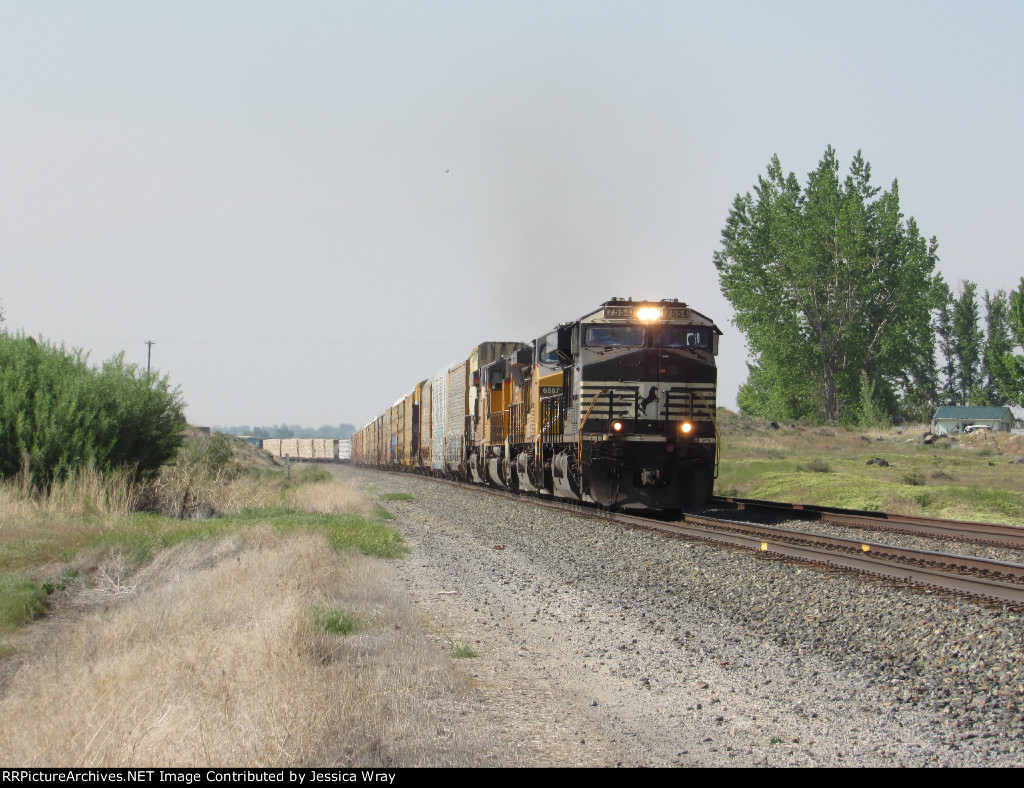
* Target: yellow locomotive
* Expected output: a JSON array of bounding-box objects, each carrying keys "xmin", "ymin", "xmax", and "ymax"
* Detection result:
[{"xmin": 352, "ymin": 298, "xmax": 721, "ymax": 511}]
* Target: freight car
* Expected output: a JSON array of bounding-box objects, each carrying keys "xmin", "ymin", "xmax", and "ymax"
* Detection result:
[
  {"xmin": 352, "ymin": 298, "xmax": 721, "ymax": 511},
  {"xmin": 262, "ymin": 438, "xmax": 343, "ymax": 462}
]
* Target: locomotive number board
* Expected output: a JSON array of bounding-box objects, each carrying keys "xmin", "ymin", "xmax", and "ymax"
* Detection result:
[{"xmin": 603, "ymin": 306, "xmax": 691, "ymax": 319}]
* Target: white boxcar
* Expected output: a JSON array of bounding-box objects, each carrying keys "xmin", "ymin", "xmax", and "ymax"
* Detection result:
[{"xmin": 430, "ymin": 363, "xmax": 450, "ymax": 472}]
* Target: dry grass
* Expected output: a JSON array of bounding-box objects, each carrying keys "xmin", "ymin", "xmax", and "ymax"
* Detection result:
[
  {"xmin": 290, "ymin": 481, "xmax": 378, "ymax": 519},
  {"xmin": 144, "ymin": 464, "xmax": 281, "ymax": 519},
  {"xmin": 0, "ymin": 465, "xmax": 139, "ymax": 522},
  {"xmin": 0, "ymin": 469, "xmax": 134, "ymax": 575},
  {"xmin": 0, "ymin": 530, "xmax": 512, "ymax": 767}
]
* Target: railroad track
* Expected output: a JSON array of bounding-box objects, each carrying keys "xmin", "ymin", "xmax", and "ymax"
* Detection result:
[
  {"xmin": 712, "ymin": 495, "xmax": 1024, "ymax": 549},
  {"xmin": 372, "ymin": 470, "xmax": 1024, "ymax": 607}
]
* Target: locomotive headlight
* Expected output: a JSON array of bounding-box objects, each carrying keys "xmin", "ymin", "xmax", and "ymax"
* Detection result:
[
  {"xmin": 611, "ymin": 421, "xmax": 624, "ymax": 433},
  {"xmin": 636, "ymin": 306, "xmax": 662, "ymax": 322},
  {"xmin": 680, "ymin": 422, "xmax": 693, "ymax": 435}
]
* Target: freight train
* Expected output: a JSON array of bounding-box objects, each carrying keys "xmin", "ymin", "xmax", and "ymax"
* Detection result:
[{"xmin": 351, "ymin": 298, "xmax": 722, "ymax": 511}]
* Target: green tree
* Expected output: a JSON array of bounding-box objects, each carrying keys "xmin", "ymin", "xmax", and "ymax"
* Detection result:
[
  {"xmin": 992, "ymin": 277, "xmax": 1024, "ymax": 405},
  {"xmin": 937, "ymin": 280, "xmax": 984, "ymax": 406},
  {"xmin": 934, "ymin": 278, "xmax": 957, "ymax": 404},
  {"xmin": 976, "ymin": 289, "xmax": 1013, "ymax": 405},
  {"xmin": 714, "ymin": 148, "xmax": 941, "ymax": 424}
]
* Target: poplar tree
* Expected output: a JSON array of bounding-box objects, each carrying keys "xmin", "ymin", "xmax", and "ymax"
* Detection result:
[
  {"xmin": 977, "ymin": 289, "xmax": 1012, "ymax": 405},
  {"xmin": 936, "ymin": 280, "xmax": 984, "ymax": 406},
  {"xmin": 994, "ymin": 277, "xmax": 1024, "ymax": 405},
  {"xmin": 714, "ymin": 147, "xmax": 941, "ymax": 424}
]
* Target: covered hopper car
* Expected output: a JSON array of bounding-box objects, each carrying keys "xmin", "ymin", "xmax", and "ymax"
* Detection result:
[{"xmin": 352, "ymin": 298, "xmax": 722, "ymax": 511}]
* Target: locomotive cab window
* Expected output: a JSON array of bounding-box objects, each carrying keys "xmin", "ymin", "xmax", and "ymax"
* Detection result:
[
  {"xmin": 488, "ymin": 367, "xmax": 504, "ymax": 391},
  {"xmin": 584, "ymin": 325, "xmax": 645, "ymax": 348},
  {"xmin": 537, "ymin": 332, "xmax": 560, "ymax": 364},
  {"xmin": 655, "ymin": 327, "xmax": 709, "ymax": 349}
]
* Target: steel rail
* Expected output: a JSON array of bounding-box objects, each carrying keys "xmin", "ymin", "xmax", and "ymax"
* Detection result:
[
  {"xmin": 381, "ymin": 472, "xmax": 1024, "ymax": 606},
  {"xmin": 643, "ymin": 517, "xmax": 1024, "ymax": 606},
  {"xmin": 712, "ymin": 495, "xmax": 1024, "ymax": 549},
  {"xmin": 680, "ymin": 514, "xmax": 1024, "ymax": 582}
]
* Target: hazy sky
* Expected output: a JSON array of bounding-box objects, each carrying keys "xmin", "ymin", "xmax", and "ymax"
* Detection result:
[{"xmin": 3, "ymin": 1, "xmax": 1021, "ymax": 429}]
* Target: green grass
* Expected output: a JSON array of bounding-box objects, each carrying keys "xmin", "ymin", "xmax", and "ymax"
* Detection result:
[
  {"xmin": 450, "ymin": 641, "xmax": 477, "ymax": 659},
  {"xmin": 96, "ymin": 507, "xmax": 407, "ymax": 563},
  {"xmin": 41, "ymin": 568, "xmax": 79, "ymax": 595},
  {"xmin": 712, "ymin": 409, "xmax": 1024, "ymax": 523},
  {"xmin": 313, "ymin": 606, "xmax": 362, "ymax": 636},
  {"xmin": 0, "ymin": 502, "xmax": 407, "ymax": 640},
  {"xmin": 218, "ymin": 507, "xmax": 408, "ymax": 558},
  {"xmin": 291, "ymin": 466, "xmax": 333, "ymax": 485},
  {"xmin": 0, "ymin": 573, "xmax": 47, "ymax": 634},
  {"xmin": 380, "ymin": 493, "xmax": 414, "ymax": 502}
]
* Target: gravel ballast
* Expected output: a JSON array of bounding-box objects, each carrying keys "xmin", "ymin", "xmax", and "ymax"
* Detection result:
[{"xmin": 329, "ymin": 464, "xmax": 1024, "ymax": 767}]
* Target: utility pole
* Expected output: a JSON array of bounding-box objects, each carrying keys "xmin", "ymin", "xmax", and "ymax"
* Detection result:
[{"xmin": 146, "ymin": 340, "xmax": 155, "ymax": 374}]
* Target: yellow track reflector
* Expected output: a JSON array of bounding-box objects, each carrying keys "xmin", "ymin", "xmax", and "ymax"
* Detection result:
[
  {"xmin": 862, "ymin": 544, "xmax": 871, "ymax": 552},
  {"xmin": 760, "ymin": 542, "xmax": 768, "ymax": 551}
]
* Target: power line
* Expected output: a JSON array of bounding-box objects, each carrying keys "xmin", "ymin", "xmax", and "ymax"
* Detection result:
[
  {"xmin": 154, "ymin": 340, "xmax": 467, "ymax": 346},
  {"xmin": 82, "ymin": 339, "xmax": 470, "ymax": 347}
]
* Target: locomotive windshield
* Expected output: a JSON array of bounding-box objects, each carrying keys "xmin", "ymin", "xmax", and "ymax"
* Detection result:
[
  {"xmin": 584, "ymin": 325, "xmax": 710, "ymax": 349},
  {"xmin": 584, "ymin": 325, "xmax": 645, "ymax": 347},
  {"xmin": 653, "ymin": 327, "xmax": 710, "ymax": 348}
]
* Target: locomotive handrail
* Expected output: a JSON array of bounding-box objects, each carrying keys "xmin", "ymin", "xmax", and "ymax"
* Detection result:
[
  {"xmin": 509, "ymin": 400, "xmax": 529, "ymax": 444},
  {"xmin": 538, "ymin": 395, "xmax": 562, "ymax": 434},
  {"xmin": 489, "ymin": 410, "xmax": 509, "ymax": 443},
  {"xmin": 577, "ymin": 388, "xmax": 609, "ymax": 462},
  {"xmin": 581, "ymin": 432, "xmax": 602, "ymax": 497},
  {"xmin": 692, "ymin": 389, "xmax": 721, "ymax": 478}
]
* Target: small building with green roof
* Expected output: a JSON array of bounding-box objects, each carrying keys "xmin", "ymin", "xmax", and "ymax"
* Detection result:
[{"xmin": 931, "ymin": 406, "xmax": 1016, "ymax": 435}]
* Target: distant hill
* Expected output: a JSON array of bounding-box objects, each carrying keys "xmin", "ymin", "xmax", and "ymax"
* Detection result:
[{"xmin": 214, "ymin": 423, "xmax": 356, "ymax": 439}]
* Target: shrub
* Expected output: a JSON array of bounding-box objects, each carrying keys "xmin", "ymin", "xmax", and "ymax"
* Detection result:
[
  {"xmin": 903, "ymin": 471, "xmax": 927, "ymax": 486},
  {"xmin": 0, "ymin": 333, "xmax": 185, "ymax": 489},
  {"xmin": 856, "ymin": 371, "xmax": 892, "ymax": 430},
  {"xmin": 204, "ymin": 433, "xmax": 235, "ymax": 475}
]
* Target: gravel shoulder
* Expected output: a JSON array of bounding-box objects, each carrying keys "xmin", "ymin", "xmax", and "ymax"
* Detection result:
[{"xmin": 329, "ymin": 464, "xmax": 1024, "ymax": 768}]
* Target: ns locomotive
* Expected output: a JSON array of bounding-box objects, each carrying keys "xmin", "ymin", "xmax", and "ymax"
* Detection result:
[{"xmin": 351, "ymin": 298, "xmax": 722, "ymax": 511}]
